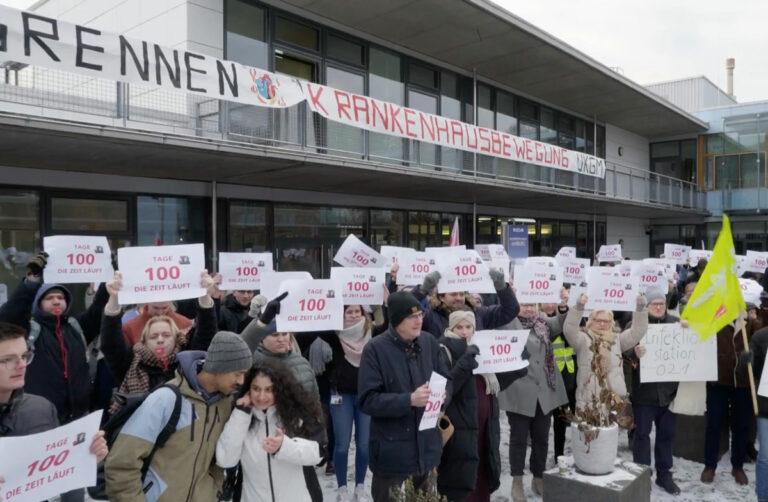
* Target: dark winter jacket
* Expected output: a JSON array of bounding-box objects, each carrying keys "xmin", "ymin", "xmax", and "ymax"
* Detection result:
[
  {"xmin": 100, "ymin": 303, "xmax": 218, "ymax": 391},
  {"xmin": 218, "ymin": 295, "xmax": 252, "ymax": 334},
  {"xmin": 750, "ymin": 326, "xmax": 768, "ymax": 417},
  {"xmin": 358, "ymin": 327, "xmax": 452, "ymax": 477},
  {"xmin": 1, "ymin": 281, "xmax": 108, "ymax": 424},
  {"xmin": 436, "ymin": 336, "xmax": 527, "ymax": 500},
  {"xmin": 417, "ymin": 285, "xmax": 520, "ymax": 338},
  {"xmin": 716, "ymin": 317, "xmax": 763, "ymax": 388},
  {"xmin": 0, "ymin": 389, "xmax": 58, "ymax": 437},
  {"xmin": 624, "ymin": 312, "xmax": 680, "ymax": 407}
]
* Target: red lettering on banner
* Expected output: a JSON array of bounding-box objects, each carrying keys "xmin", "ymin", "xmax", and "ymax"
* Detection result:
[
  {"xmin": 334, "ymin": 90, "xmax": 352, "ymax": 120},
  {"xmin": 490, "ymin": 130, "xmax": 502, "ymax": 155},
  {"xmin": 371, "ymin": 99, "xmax": 389, "ymax": 130},
  {"xmin": 478, "ymin": 127, "xmax": 491, "ymax": 153},
  {"xmin": 544, "ymin": 145, "xmax": 552, "ymax": 164},
  {"xmin": 306, "ymin": 84, "xmax": 328, "ymax": 116},
  {"xmin": 535, "ymin": 142, "xmax": 544, "ymax": 162},
  {"xmin": 450, "ymin": 120, "xmax": 464, "ymax": 146},
  {"xmin": 352, "ymin": 94, "xmax": 369, "ymax": 123},
  {"xmin": 435, "ymin": 116, "xmax": 450, "ymax": 144},
  {"xmin": 502, "ymin": 133, "xmax": 512, "ymax": 156},
  {"xmin": 419, "ymin": 113, "xmax": 436, "ymax": 142},
  {"xmin": 551, "ymin": 148, "xmax": 560, "ymax": 167},
  {"xmin": 404, "ymin": 108, "xmax": 418, "ymax": 138},
  {"xmin": 389, "ymin": 103, "xmax": 404, "ymax": 134},
  {"xmin": 464, "ymin": 123, "xmax": 478, "ymax": 149},
  {"xmin": 513, "ymin": 138, "xmax": 526, "ymax": 158},
  {"xmin": 524, "ymin": 139, "xmax": 534, "ymax": 160}
]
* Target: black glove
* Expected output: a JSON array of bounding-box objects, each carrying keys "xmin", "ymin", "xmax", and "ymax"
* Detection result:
[
  {"xmin": 521, "ymin": 347, "xmax": 530, "ymax": 360},
  {"xmin": 259, "ymin": 291, "xmax": 288, "ymax": 324},
  {"xmin": 421, "ymin": 271, "xmax": 441, "ymax": 294},
  {"xmin": 457, "ymin": 344, "xmax": 480, "ymax": 371},
  {"xmin": 27, "ymin": 252, "xmax": 48, "ymax": 277},
  {"xmin": 465, "ymin": 344, "xmax": 480, "ymax": 357}
]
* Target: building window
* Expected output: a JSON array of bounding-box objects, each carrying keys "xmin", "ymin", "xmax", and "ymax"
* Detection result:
[
  {"xmin": 327, "ymin": 34, "xmax": 364, "ymax": 66},
  {"xmin": 440, "ymin": 71, "xmax": 462, "ymax": 171},
  {"xmin": 408, "ymin": 211, "xmax": 441, "ymax": 250},
  {"xmin": 51, "ymin": 197, "xmax": 128, "ymax": 233},
  {"xmin": 275, "ymin": 16, "xmax": 319, "ymax": 52},
  {"xmin": 650, "ymin": 139, "xmax": 696, "ymax": 183},
  {"xmin": 0, "ymin": 190, "xmax": 39, "ymax": 299},
  {"xmin": 225, "ymin": 0, "xmax": 268, "ymax": 68},
  {"xmin": 228, "ymin": 201, "xmax": 268, "ymax": 252},
  {"xmin": 408, "ymin": 62, "xmax": 438, "ymax": 91},
  {"xmin": 326, "ymin": 66, "xmax": 365, "ymax": 157},
  {"xmin": 370, "ymin": 210, "xmax": 405, "ymax": 248},
  {"xmin": 137, "ymin": 196, "xmax": 207, "ymax": 247},
  {"xmin": 369, "ymin": 48, "xmax": 404, "ymax": 163}
]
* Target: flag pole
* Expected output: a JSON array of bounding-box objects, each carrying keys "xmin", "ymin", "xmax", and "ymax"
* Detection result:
[{"xmin": 741, "ymin": 324, "xmax": 759, "ymax": 415}]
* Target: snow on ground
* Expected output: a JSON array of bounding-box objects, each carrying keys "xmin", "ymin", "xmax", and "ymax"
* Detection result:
[{"xmin": 320, "ymin": 418, "xmax": 758, "ymax": 501}]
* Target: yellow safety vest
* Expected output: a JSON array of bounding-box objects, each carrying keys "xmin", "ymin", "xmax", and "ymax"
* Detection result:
[{"xmin": 552, "ymin": 335, "xmax": 575, "ymax": 373}]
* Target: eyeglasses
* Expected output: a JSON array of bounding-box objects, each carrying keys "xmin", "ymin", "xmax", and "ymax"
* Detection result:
[
  {"xmin": 0, "ymin": 351, "xmax": 34, "ymax": 369},
  {"xmin": 649, "ymin": 302, "xmax": 666, "ymax": 308},
  {"xmin": 406, "ymin": 312, "xmax": 424, "ymax": 320},
  {"xmin": 593, "ymin": 318, "xmax": 613, "ymax": 325}
]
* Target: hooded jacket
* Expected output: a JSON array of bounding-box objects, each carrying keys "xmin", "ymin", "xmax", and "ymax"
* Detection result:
[
  {"xmin": 0, "ymin": 389, "xmax": 58, "ymax": 437},
  {"xmin": 216, "ymin": 406, "xmax": 323, "ymax": 502},
  {"xmin": 105, "ymin": 351, "xmax": 233, "ymax": 502},
  {"xmin": 18, "ymin": 282, "xmax": 108, "ymax": 423},
  {"xmin": 218, "ymin": 295, "xmax": 253, "ymax": 334},
  {"xmin": 358, "ymin": 326, "xmax": 452, "ymax": 476}
]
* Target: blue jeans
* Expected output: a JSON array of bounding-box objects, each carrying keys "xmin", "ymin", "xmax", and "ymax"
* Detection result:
[
  {"xmin": 757, "ymin": 417, "xmax": 768, "ymax": 500},
  {"xmin": 330, "ymin": 393, "xmax": 371, "ymax": 487},
  {"xmin": 632, "ymin": 404, "xmax": 675, "ymax": 477}
]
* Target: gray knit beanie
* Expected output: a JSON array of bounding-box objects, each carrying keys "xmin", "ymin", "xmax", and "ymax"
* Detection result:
[{"xmin": 202, "ymin": 331, "xmax": 253, "ymax": 374}]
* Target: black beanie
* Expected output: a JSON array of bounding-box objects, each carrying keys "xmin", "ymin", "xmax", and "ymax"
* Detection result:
[{"xmin": 388, "ymin": 291, "xmax": 423, "ymax": 327}]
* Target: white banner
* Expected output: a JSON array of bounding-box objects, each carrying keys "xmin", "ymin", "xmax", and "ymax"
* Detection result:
[
  {"xmin": 739, "ymin": 278, "xmax": 763, "ymax": 306},
  {"xmin": 472, "ymin": 330, "xmax": 530, "ymax": 374},
  {"xmin": 396, "ymin": 252, "xmax": 435, "ymax": 286},
  {"xmin": 218, "ymin": 252, "xmax": 273, "ymax": 290},
  {"xmin": 688, "ymin": 249, "xmax": 713, "ymax": 267},
  {"xmin": 259, "ymin": 270, "xmax": 312, "ymax": 300},
  {"xmin": 379, "ymin": 245, "xmax": 414, "ymax": 265},
  {"xmin": 43, "ymin": 235, "xmax": 113, "ymax": 284},
  {"xmin": 513, "ymin": 257, "xmax": 562, "ymax": 304},
  {"xmin": 640, "ymin": 324, "xmax": 717, "ymax": 383},
  {"xmin": 745, "ymin": 250, "xmax": 768, "ymax": 274},
  {"xmin": 437, "ymin": 250, "xmax": 495, "ymax": 294},
  {"xmin": 276, "ymin": 279, "xmax": 343, "ymax": 332},
  {"xmin": 559, "ymin": 257, "xmax": 590, "ymax": 284},
  {"xmin": 117, "ymin": 244, "xmax": 205, "ymax": 304},
  {"xmin": 663, "ymin": 244, "xmax": 691, "ymax": 265},
  {"xmin": 586, "ymin": 266, "xmax": 639, "ymax": 312},
  {"xmin": 334, "ymin": 234, "xmax": 385, "ymax": 269},
  {"xmin": 330, "ymin": 267, "xmax": 386, "ymax": 305},
  {"xmin": 0, "ymin": 410, "xmax": 102, "ymax": 502},
  {"xmin": 596, "ymin": 244, "xmax": 623, "ymax": 263},
  {"xmin": 418, "ymin": 372, "xmax": 448, "ymax": 431}
]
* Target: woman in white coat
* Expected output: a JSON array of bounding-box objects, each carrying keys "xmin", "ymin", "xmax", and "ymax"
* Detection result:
[{"xmin": 216, "ymin": 361, "xmax": 326, "ymax": 502}]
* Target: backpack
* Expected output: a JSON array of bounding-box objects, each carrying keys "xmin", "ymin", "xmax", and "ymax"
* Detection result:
[
  {"xmin": 28, "ymin": 317, "xmax": 100, "ymax": 382},
  {"xmin": 87, "ymin": 384, "xmax": 183, "ymax": 500}
]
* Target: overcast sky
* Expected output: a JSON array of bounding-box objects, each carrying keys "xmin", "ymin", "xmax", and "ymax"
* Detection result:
[
  {"xmin": 3, "ymin": 0, "xmax": 766, "ymax": 103},
  {"xmin": 496, "ymin": 0, "xmax": 768, "ymax": 103}
]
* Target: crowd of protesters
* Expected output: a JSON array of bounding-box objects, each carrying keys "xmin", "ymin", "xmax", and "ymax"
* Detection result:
[{"xmin": 1, "ymin": 248, "xmax": 768, "ymax": 502}]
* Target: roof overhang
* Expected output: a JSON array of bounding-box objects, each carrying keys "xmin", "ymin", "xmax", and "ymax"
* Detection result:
[{"xmin": 264, "ymin": 0, "xmax": 708, "ymax": 138}]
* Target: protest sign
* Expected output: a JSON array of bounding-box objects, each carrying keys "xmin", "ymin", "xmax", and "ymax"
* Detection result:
[
  {"xmin": 117, "ymin": 244, "xmax": 205, "ymax": 305},
  {"xmin": 259, "ymin": 271, "xmax": 313, "ymax": 300},
  {"xmin": 43, "ymin": 236, "xmax": 113, "ymax": 284},
  {"xmin": 555, "ymin": 246, "xmax": 577, "ymax": 261},
  {"xmin": 472, "ymin": 330, "xmax": 530, "ymax": 374},
  {"xmin": 745, "ymin": 250, "xmax": 768, "ymax": 274},
  {"xmin": 663, "ymin": 244, "xmax": 691, "ymax": 265},
  {"xmin": 475, "ymin": 244, "xmax": 508, "ymax": 262},
  {"xmin": 437, "ymin": 250, "xmax": 496, "ymax": 294},
  {"xmin": 631, "ymin": 262, "xmax": 669, "ymax": 296},
  {"xmin": 276, "ymin": 279, "xmax": 343, "ymax": 332},
  {"xmin": 330, "ymin": 267, "xmax": 386, "ymax": 305},
  {"xmin": 426, "ymin": 245, "xmax": 466, "ymax": 259},
  {"xmin": 513, "ymin": 257, "xmax": 562, "ymax": 303},
  {"xmin": 736, "ymin": 255, "xmax": 748, "ymax": 276},
  {"xmin": 559, "ymin": 257, "xmax": 590, "ymax": 284},
  {"xmin": 688, "ymin": 249, "xmax": 713, "ymax": 267},
  {"xmin": 218, "ymin": 252, "xmax": 273, "ymax": 290},
  {"xmin": 0, "ymin": 410, "xmax": 102, "ymax": 502},
  {"xmin": 397, "ymin": 252, "xmax": 435, "ymax": 286},
  {"xmin": 596, "ymin": 244, "xmax": 623, "ymax": 263},
  {"xmin": 643, "ymin": 258, "xmax": 677, "ymax": 281},
  {"xmin": 418, "ymin": 372, "xmax": 448, "ymax": 431},
  {"xmin": 586, "ymin": 266, "xmax": 639, "ymax": 311},
  {"xmin": 379, "ymin": 245, "xmax": 414, "ymax": 265},
  {"xmin": 739, "ymin": 278, "xmax": 763, "ymax": 306},
  {"xmin": 334, "ymin": 234, "xmax": 384, "ymax": 269},
  {"xmin": 759, "ymin": 359, "xmax": 768, "ymax": 398},
  {"xmin": 640, "ymin": 324, "xmax": 717, "ymax": 383},
  {"xmin": 487, "ymin": 258, "xmax": 511, "ymax": 283}
]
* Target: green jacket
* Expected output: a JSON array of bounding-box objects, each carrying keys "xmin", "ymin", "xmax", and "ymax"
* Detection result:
[{"xmin": 105, "ymin": 351, "xmax": 232, "ymax": 502}]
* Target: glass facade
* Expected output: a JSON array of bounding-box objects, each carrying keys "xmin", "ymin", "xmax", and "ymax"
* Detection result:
[
  {"xmin": 137, "ymin": 196, "xmax": 207, "ymax": 248},
  {"xmin": 701, "ymin": 113, "xmax": 768, "ymax": 190},
  {"xmin": 650, "ymin": 139, "xmax": 697, "ymax": 184}
]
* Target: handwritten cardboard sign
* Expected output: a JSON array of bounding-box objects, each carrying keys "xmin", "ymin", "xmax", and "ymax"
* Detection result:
[{"xmin": 640, "ymin": 324, "xmax": 717, "ymax": 382}]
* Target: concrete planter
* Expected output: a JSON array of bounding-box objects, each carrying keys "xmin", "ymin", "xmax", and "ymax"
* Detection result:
[{"xmin": 571, "ymin": 423, "xmax": 619, "ymax": 475}]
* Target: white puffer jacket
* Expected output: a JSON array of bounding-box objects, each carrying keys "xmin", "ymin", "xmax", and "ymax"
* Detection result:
[{"xmin": 216, "ymin": 406, "xmax": 322, "ymax": 502}]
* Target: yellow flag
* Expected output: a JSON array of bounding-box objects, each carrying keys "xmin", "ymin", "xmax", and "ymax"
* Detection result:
[{"xmin": 681, "ymin": 214, "xmax": 745, "ymax": 340}]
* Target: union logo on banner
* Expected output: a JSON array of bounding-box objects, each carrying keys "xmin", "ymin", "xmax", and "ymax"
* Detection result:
[{"xmin": 249, "ymin": 70, "xmax": 286, "ymax": 106}]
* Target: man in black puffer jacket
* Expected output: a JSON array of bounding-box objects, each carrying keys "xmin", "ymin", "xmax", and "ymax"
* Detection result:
[
  {"xmin": 359, "ymin": 292, "xmax": 452, "ymax": 502},
  {"xmin": 623, "ymin": 291, "xmax": 681, "ymax": 496}
]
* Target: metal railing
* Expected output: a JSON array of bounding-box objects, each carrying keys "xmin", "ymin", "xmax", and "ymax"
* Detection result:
[{"xmin": 0, "ymin": 65, "xmax": 706, "ymax": 211}]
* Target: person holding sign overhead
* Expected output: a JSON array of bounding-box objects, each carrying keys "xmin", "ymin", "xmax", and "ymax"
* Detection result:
[
  {"xmin": 497, "ymin": 303, "xmax": 569, "ymax": 501},
  {"xmin": 415, "ymin": 269, "xmax": 519, "ymax": 338},
  {"xmin": 437, "ymin": 310, "xmax": 528, "ymax": 502},
  {"xmin": 621, "ymin": 291, "xmax": 682, "ymax": 495},
  {"xmin": 358, "ymin": 291, "xmax": 451, "ymax": 502},
  {"xmin": 98, "ymin": 271, "xmax": 219, "ymax": 414},
  {"xmin": 563, "ymin": 293, "xmax": 648, "ymax": 430}
]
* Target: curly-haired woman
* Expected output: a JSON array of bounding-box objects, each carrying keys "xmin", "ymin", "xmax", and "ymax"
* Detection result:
[{"xmin": 216, "ymin": 362, "xmax": 327, "ymax": 502}]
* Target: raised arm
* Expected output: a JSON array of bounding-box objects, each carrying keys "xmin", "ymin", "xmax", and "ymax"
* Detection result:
[
  {"xmin": 188, "ymin": 271, "xmax": 218, "ymax": 351},
  {"xmin": 563, "ymin": 295, "xmax": 589, "ymax": 351},
  {"xmin": 618, "ymin": 295, "xmax": 649, "ymax": 352},
  {"xmin": 99, "ymin": 272, "xmax": 132, "ymax": 385}
]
